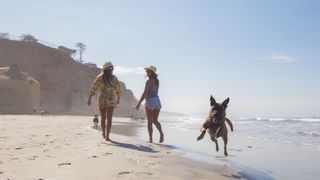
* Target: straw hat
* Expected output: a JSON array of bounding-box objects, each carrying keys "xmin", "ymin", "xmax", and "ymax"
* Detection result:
[
  {"xmin": 101, "ymin": 62, "xmax": 114, "ymax": 70},
  {"xmin": 144, "ymin": 65, "xmax": 157, "ymax": 73}
]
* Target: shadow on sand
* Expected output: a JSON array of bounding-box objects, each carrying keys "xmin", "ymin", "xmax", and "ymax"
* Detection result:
[
  {"xmin": 110, "ymin": 141, "xmax": 158, "ymax": 153},
  {"xmin": 154, "ymin": 143, "xmax": 178, "ymax": 150}
]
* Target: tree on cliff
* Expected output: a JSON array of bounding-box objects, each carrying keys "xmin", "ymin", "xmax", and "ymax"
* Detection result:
[
  {"xmin": 75, "ymin": 42, "xmax": 86, "ymax": 63},
  {"xmin": 20, "ymin": 34, "xmax": 38, "ymax": 42}
]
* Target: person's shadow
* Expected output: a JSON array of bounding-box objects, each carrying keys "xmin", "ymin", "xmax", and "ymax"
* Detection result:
[{"xmin": 110, "ymin": 141, "xmax": 158, "ymax": 153}]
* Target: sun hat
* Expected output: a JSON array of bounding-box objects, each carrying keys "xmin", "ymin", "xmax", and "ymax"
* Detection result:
[
  {"xmin": 144, "ymin": 65, "xmax": 157, "ymax": 73},
  {"xmin": 102, "ymin": 62, "xmax": 114, "ymax": 70}
]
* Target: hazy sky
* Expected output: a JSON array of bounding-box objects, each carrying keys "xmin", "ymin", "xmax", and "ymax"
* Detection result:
[{"xmin": 1, "ymin": 0, "xmax": 320, "ymax": 117}]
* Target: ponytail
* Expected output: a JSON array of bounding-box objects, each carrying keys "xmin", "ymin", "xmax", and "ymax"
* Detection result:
[{"xmin": 150, "ymin": 71, "xmax": 159, "ymax": 87}]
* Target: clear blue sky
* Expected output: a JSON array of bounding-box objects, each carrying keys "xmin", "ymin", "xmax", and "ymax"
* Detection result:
[{"xmin": 1, "ymin": 0, "xmax": 320, "ymax": 117}]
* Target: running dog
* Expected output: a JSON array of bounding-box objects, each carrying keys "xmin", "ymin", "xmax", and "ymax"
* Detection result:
[{"xmin": 197, "ymin": 96, "xmax": 233, "ymax": 156}]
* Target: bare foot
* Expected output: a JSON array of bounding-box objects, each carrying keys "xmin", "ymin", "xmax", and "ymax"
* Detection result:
[
  {"xmin": 105, "ymin": 137, "xmax": 111, "ymax": 141},
  {"xmin": 159, "ymin": 133, "xmax": 164, "ymax": 143},
  {"xmin": 148, "ymin": 138, "xmax": 153, "ymax": 143},
  {"xmin": 102, "ymin": 133, "xmax": 106, "ymax": 139}
]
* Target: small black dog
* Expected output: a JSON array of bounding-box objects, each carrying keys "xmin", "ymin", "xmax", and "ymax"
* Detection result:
[{"xmin": 93, "ymin": 115, "xmax": 99, "ymax": 127}]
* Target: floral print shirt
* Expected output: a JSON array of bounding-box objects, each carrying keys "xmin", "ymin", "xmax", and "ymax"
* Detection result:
[{"xmin": 89, "ymin": 74, "xmax": 121, "ymax": 108}]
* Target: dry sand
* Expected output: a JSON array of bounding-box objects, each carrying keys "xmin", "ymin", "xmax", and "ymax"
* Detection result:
[{"xmin": 0, "ymin": 115, "xmax": 237, "ymax": 180}]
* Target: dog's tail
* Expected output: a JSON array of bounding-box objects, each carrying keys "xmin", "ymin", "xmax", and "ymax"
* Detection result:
[{"xmin": 225, "ymin": 118, "xmax": 233, "ymax": 132}]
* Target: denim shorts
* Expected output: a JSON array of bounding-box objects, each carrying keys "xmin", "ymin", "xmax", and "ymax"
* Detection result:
[{"xmin": 145, "ymin": 97, "xmax": 162, "ymax": 110}]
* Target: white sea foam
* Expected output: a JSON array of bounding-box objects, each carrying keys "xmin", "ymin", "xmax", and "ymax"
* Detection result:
[
  {"xmin": 235, "ymin": 117, "xmax": 320, "ymax": 123},
  {"xmin": 164, "ymin": 115, "xmax": 320, "ymax": 146}
]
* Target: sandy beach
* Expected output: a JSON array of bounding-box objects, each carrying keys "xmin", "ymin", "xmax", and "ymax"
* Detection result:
[{"xmin": 0, "ymin": 115, "xmax": 237, "ymax": 180}]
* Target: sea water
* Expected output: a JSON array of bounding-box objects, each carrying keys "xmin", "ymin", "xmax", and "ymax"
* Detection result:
[{"xmin": 132, "ymin": 115, "xmax": 320, "ymax": 180}]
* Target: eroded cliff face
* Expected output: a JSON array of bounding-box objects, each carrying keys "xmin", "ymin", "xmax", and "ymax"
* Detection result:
[
  {"xmin": 0, "ymin": 65, "xmax": 40, "ymax": 114},
  {"xmin": 0, "ymin": 39, "xmax": 144, "ymax": 117}
]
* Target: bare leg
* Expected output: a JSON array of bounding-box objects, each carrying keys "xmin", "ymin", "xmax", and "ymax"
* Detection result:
[
  {"xmin": 153, "ymin": 109, "xmax": 164, "ymax": 143},
  {"xmin": 145, "ymin": 108, "xmax": 153, "ymax": 143},
  {"xmin": 99, "ymin": 108, "xmax": 106, "ymax": 138},
  {"xmin": 105, "ymin": 107, "xmax": 114, "ymax": 141}
]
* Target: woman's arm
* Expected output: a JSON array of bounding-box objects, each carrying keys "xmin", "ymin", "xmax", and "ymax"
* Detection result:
[
  {"xmin": 136, "ymin": 80, "xmax": 151, "ymax": 110},
  {"xmin": 113, "ymin": 76, "xmax": 121, "ymax": 104},
  {"xmin": 87, "ymin": 76, "xmax": 101, "ymax": 106}
]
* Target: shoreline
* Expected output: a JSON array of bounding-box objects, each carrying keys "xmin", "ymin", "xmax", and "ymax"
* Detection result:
[
  {"xmin": 118, "ymin": 115, "xmax": 320, "ymax": 180},
  {"xmin": 0, "ymin": 115, "xmax": 239, "ymax": 180}
]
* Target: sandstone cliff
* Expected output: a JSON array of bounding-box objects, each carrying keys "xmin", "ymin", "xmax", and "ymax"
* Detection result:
[
  {"xmin": 0, "ymin": 38, "xmax": 144, "ymax": 117},
  {"xmin": 0, "ymin": 65, "xmax": 40, "ymax": 114}
]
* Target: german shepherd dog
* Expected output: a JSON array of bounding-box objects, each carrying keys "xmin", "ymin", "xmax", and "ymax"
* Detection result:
[{"xmin": 197, "ymin": 96, "xmax": 233, "ymax": 156}]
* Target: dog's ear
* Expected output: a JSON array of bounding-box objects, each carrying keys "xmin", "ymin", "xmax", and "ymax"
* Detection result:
[
  {"xmin": 210, "ymin": 95, "xmax": 216, "ymax": 106},
  {"xmin": 222, "ymin": 97, "xmax": 230, "ymax": 107}
]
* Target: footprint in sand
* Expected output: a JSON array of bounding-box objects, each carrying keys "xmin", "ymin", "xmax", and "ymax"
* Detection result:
[
  {"xmin": 88, "ymin": 155, "xmax": 98, "ymax": 159},
  {"xmin": 15, "ymin": 147, "xmax": 23, "ymax": 150},
  {"xmin": 58, "ymin": 162, "xmax": 72, "ymax": 166},
  {"xmin": 103, "ymin": 153, "xmax": 113, "ymax": 156},
  {"xmin": 118, "ymin": 171, "xmax": 133, "ymax": 175},
  {"xmin": 28, "ymin": 156, "xmax": 38, "ymax": 161}
]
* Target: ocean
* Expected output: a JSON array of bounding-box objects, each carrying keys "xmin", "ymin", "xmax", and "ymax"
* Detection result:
[
  {"xmin": 165, "ymin": 115, "xmax": 320, "ymax": 146},
  {"xmin": 129, "ymin": 115, "xmax": 320, "ymax": 180}
]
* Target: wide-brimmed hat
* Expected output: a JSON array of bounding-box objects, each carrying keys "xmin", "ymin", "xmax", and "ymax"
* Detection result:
[
  {"xmin": 102, "ymin": 62, "xmax": 114, "ymax": 70},
  {"xmin": 144, "ymin": 65, "xmax": 157, "ymax": 73}
]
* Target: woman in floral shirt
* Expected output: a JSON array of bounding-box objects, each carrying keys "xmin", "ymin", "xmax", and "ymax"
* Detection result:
[{"xmin": 87, "ymin": 62, "xmax": 121, "ymax": 141}]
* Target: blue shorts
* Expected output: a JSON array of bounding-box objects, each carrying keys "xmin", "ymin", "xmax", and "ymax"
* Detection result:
[{"xmin": 145, "ymin": 97, "xmax": 162, "ymax": 110}]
